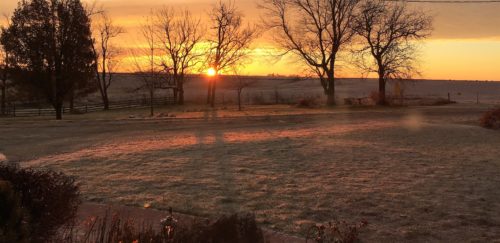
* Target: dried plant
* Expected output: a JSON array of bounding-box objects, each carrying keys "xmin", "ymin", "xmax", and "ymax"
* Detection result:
[
  {"xmin": 480, "ymin": 108, "xmax": 500, "ymax": 130},
  {"xmin": 57, "ymin": 209, "xmax": 264, "ymax": 243},
  {"xmin": 306, "ymin": 219, "xmax": 368, "ymax": 243}
]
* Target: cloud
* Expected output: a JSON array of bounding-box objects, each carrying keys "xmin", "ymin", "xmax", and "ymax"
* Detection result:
[{"xmin": 2, "ymin": 0, "xmax": 500, "ymax": 39}]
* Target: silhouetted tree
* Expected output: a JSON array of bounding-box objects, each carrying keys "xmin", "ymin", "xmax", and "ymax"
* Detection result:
[
  {"xmin": 261, "ymin": 0, "xmax": 360, "ymax": 106},
  {"xmin": 207, "ymin": 1, "xmax": 257, "ymax": 108},
  {"xmin": 0, "ymin": 0, "xmax": 95, "ymax": 119},
  {"xmin": 354, "ymin": 0, "xmax": 432, "ymax": 105},
  {"xmin": 91, "ymin": 12, "xmax": 124, "ymax": 110},
  {"xmin": 131, "ymin": 15, "xmax": 164, "ymax": 117},
  {"xmin": 231, "ymin": 68, "xmax": 255, "ymax": 111},
  {"xmin": 156, "ymin": 8, "xmax": 204, "ymax": 105},
  {"xmin": 0, "ymin": 31, "xmax": 9, "ymax": 116}
]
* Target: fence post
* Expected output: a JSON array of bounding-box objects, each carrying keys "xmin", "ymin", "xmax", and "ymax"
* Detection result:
[
  {"xmin": 85, "ymin": 105, "xmax": 88, "ymax": 113},
  {"xmin": 275, "ymin": 88, "xmax": 279, "ymax": 104},
  {"xmin": 38, "ymin": 107, "xmax": 41, "ymax": 116},
  {"xmin": 447, "ymin": 92, "xmax": 450, "ymax": 102}
]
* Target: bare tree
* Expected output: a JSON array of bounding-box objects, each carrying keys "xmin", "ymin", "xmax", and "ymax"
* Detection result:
[
  {"xmin": 261, "ymin": 0, "xmax": 360, "ymax": 106},
  {"xmin": 207, "ymin": 1, "xmax": 258, "ymax": 108},
  {"xmin": 354, "ymin": 0, "xmax": 432, "ymax": 105},
  {"xmin": 156, "ymin": 8, "xmax": 204, "ymax": 105},
  {"xmin": 92, "ymin": 12, "xmax": 124, "ymax": 110},
  {"xmin": 231, "ymin": 68, "xmax": 255, "ymax": 111},
  {"xmin": 131, "ymin": 15, "xmax": 164, "ymax": 117}
]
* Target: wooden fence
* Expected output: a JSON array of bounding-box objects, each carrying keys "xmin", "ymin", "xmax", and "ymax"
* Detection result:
[{"xmin": 1, "ymin": 96, "xmax": 176, "ymax": 117}]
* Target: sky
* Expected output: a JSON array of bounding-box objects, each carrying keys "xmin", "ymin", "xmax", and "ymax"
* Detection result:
[{"xmin": 2, "ymin": 0, "xmax": 500, "ymax": 81}]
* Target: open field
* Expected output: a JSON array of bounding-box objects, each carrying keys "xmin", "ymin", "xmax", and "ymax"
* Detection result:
[
  {"xmin": 82, "ymin": 74, "xmax": 500, "ymax": 105},
  {"xmin": 1, "ymin": 103, "xmax": 500, "ymax": 241}
]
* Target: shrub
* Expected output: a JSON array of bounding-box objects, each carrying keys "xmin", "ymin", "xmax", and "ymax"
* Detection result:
[
  {"xmin": 296, "ymin": 97, "xmax": 318, "ymax": 108},
  {"xmin": 0, "ymin": 163, "xmax": 80, "ymax": 242},
  {"xmin": 428, "ymin": 98, "xmax": 456, "ymax": 106},
  {"xmin": 344, "ymin": 97, "xmax": 375, "ymax": 106},
  {"xmin": 480, "ymin": 108, "xmax": 500, "ymax": 129},
  {"xmin": 0, "ymin": 180, "xmax": 30, "ymax": 243},
  {"xmin": 306, "ymin": 220, "xmax": 368, "ymax": 243},
  {"xmin": 202, "ymin": 213, "xmax": 265, "ymax": 243},
  {"xmin": 251, "ymin": 93, "xmax": 272, "ymax": 105}
]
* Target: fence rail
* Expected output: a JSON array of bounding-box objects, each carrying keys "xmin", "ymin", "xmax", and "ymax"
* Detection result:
[{"xmin": 1, "ymin": 96, "xmax": 176, "ymax": 117}]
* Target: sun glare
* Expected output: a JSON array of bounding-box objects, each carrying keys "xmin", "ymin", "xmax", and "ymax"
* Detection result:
[{"xmin": 207, "ymin": 68, "xmax": 217, "ymax": 77}]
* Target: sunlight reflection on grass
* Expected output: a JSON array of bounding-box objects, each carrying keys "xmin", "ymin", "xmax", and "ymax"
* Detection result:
[{"xmin": 25, "ymin": 121, "xmax": 393, "ymax": 166}]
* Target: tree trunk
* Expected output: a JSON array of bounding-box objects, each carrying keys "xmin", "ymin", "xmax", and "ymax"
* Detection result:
[
  {"xmin": 211, "ymin": 78, "xmax": 217, "ymax": 108},
  {"xmin": 207, "ymin": 81, "xmax": 212, "ymax": 105},
  {"xmin": 325, "ymin": 74, "xmax": 336, "ymax": 106},
  {"xmin": 150, "ymin": 89, "xmax": 154, "ymax": 117},
  {"xmin": 326, "ymin": 93, "xmax": 336, "ymax": 106},
  {"xmin": 237, "ymin": 90, "xmax": 242, "ymax": 111},
  {"xmin": 55, "ymin": 102, "xmax": 63, "ymax": 120},
  {"xmin": 177, "ymin": 79, "xmax": 184, "ymax": 105},
  {"xmin": 378, "ymin": 76, "xmax": 387, "ymax": 106},
  {"xmin": 103, "ymin": 94, "xmax": 109, "ymax": 110},
  {"xmin": 1, "ymin": 80, "xmax": 5, "ymax": 115},
  {"xmin": 178, "ymin": 89, "xmax": 184, "ymax": 105},
  {"xmin": 69, "ymin": 93, "xmax": 74, "ymax": 112},
  {"xmin": 326, "ymin": 81, "xmax": 336, "ymax": 106},
  {"xmin": 173, "ymin": 89, "xmax": 178, "ymax": 105}
]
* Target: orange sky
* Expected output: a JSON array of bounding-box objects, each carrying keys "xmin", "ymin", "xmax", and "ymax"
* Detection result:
[{"xmin": 2, "ymin": 0, "xmax": 500, "ymax": 80}]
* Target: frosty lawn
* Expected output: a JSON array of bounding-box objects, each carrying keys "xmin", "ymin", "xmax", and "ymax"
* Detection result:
[{"xmin": 1, "ymin": 104, "xmax": 499, "ymax": 241}]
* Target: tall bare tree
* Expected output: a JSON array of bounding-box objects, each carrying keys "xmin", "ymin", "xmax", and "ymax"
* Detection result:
[
  {"xmin": 261, "ymin": 0, "xmax": 360, "ymax": 105},
  {"xmin": 354, "ymin": 0, "xmax": 432, "ymax": 105},
  {"xmin": 131, "ymin": 15, "xmax": 164, "ymax": 117},
  {"xmin": 92, "ymin": 12, "xmax": 124, "ymax": 110},
  {"xmin": 207, "ymin": 1, "xmax": 257, "ymax": 107},
  {"xmin": 156, "ymin": 8, "xmax": 204, "ymax": 105}
]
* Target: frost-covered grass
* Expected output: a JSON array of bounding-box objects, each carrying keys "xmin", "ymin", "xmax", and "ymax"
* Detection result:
[{"xmin": 1, "ymin": 104, "xmax": 499, "ymax": 242}]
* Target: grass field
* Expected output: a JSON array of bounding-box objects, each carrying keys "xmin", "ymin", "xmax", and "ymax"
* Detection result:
[{"xmin": 1, "ymin": 104, "xmax": 500, "ymax": 242}]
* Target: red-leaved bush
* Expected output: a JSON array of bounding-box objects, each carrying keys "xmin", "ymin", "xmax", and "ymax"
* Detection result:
[{"xmin": 480, "ymin": 108, "xmax": 500, "ymax": 129}]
